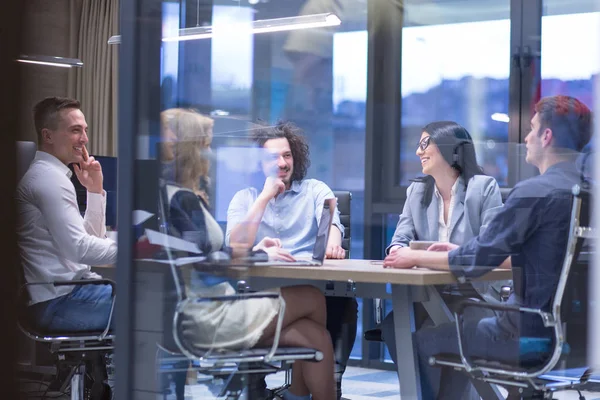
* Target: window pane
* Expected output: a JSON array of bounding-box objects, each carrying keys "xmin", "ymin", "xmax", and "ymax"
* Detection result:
[
  {"xmin": 400, "ymin": 3, "xmax": 511, "ymax": 187},
  {"xmin": 540, "ymin": 4, "xmax": 600, "ymax": 110}
]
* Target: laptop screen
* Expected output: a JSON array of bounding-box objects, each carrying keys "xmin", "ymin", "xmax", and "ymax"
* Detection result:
[{"xmin": 312, "ymin": 198, "xmax": 336, "ymax": 261}]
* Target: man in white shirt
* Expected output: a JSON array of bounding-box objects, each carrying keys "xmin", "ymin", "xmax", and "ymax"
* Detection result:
[{"xmin": 17, "ymin": 97, "xmax": 117, "ymax": 332}]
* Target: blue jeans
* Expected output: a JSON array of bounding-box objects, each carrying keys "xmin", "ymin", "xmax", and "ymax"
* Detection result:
[
  {"xmin": 415, "ymin": 316, "xmax": 519, "ymax": 400},
  {"xmin": 30, "ymin": 284, "xmax": 115, "ymax": 332}
]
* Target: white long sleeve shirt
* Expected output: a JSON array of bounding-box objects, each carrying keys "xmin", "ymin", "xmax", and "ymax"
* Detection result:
[{"xmin": 16, "ymin": 151, "xmax": 117, "ymax": 304}]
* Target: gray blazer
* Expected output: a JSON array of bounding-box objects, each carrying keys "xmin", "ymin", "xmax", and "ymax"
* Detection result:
[{"xmin": 387, "ymin": 175, "xmax": 509, "ymax": 302}]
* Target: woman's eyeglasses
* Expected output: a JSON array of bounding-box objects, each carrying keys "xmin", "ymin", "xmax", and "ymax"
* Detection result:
[{"xmin": 418, "ymin": 136, "xmax": 432, "ymax": 151}]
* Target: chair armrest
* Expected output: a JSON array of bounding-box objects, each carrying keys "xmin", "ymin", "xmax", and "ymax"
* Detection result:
[
  {"xmin": 190, "ymin": 292, "xmax": 279, "ymax": 303},
  {"xmin": 455, "ymin": 299, "xmax": 547, "ymax": 320},
  {"xmin": 53, "ymin": 279, "xmax": 116, "ymax": 296},
  {"xmin": 24, "ymin": 278, "xmax": 116, "ymax": 293}
]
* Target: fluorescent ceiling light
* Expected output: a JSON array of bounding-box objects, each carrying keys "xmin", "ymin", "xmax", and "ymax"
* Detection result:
[
  {"xmin": 491, "ymin": 112, "xmax": 510, "ymax": 123},
  {"xmin": 16, "ymin": 55, "xmax": 83, "ymax": 68},
  {"xmin": 108, "ymin": 13, "xmax": 341, "ymax": 44}
]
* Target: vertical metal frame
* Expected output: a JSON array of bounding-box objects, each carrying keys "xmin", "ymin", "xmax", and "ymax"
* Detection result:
[
  {"xmin": 591, "ymin": 47, "xmax": 600, "ymax": 372},
  {"xmin": 114, "ymin": 0, "xmax": 162, "ymax": 398},
  {"xmin": 519, "ymin": 0, "xmax": 542, "ymax": 139},
  {"xmin": 507, "ymin": 0, "xmax": 525, "ymax": 186},
  {"xmin": 507, "ymin": 0, "xmax": 542, "ymax": 186},
  {"xmin": 370, "ymin": 0, "xmax": 404, "ymax": 204},
  {"xmin": 363, "ymin": 0, "xmax": 404, "ymax": 260},
  {"xmin": 2, "ymin": 2, "xmax": 23, "ymax": 396}
]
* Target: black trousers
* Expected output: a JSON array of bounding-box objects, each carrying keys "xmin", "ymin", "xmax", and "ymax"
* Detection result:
[
  {"xmin": 325, "ymin": 296, "xmax": 358, "ymax": 369},
  {"xmin": 326, "ymin": 296, "xmax": 358, "ymax": 399}
]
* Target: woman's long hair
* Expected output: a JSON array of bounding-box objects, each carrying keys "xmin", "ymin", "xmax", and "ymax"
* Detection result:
[
  {"xmin": 413, "ymin": 121, "xmax": 484, "ymax": 208},
  {"xmin": 161, "ymin": 108, "xmax": 214, "ymax": 204}
]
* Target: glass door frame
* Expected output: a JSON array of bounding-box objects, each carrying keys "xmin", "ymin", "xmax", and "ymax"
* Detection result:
[{"xmin": 114, "ymin": 0, "xmax": 163, "ymax": 397}]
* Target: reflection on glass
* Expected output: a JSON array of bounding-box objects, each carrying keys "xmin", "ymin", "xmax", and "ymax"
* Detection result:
[
  {"xmin": 211, "ymin": 6, "xmax": 253, "ymax": 115},
  {"xmin": 150, "ymin": 0, "xmax": 368, "ymax": 395},
  {"xmin": 400, "ymin": 4, "xmax": 511, "ymax": 186}
]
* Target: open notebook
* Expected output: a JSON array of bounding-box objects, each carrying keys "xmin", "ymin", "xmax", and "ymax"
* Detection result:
[{"xmin": 253, "ymin": 198, "xmax": 335, "ymax": 267}]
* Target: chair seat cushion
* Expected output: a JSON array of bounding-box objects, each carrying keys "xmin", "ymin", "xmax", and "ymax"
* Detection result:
[
  {"xmin": 519, "ymin": 337, "xmax": 571, "ymax": 358},
  {"xmin": 21, "ymin": 321, "xmax": 112, "ymax": 338}
]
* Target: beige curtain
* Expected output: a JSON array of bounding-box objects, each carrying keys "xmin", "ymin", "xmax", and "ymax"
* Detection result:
[{"xmin": 72, "ymin": 0, "xmax": 119, "ymax": 156}]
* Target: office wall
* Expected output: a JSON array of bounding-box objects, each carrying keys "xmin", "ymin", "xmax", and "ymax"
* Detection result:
[{"xmin": 18, "ymin": 0, "xmax": 79, "ymax": 142}]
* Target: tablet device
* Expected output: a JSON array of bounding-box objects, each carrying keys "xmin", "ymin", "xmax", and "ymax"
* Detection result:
[{"xmin": 409, "ymin": 240, "xmax": 436, "ymax": 250}]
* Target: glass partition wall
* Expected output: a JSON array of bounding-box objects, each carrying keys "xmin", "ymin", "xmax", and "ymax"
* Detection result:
[
  {"xmin": 111, "ymin": 0, "xmax": 599, "ymax": 397},
  {"xmin": 115, "ymin": 0, "xmax": 370, "ymax": 397}
]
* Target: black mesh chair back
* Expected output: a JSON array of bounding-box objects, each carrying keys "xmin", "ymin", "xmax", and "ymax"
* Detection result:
[{"xmin": 333, "ymin": 191, "xmax": 352, "ymax": 258}]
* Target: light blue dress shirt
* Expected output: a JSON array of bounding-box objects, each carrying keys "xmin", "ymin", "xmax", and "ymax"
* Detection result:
[{"xmin": 226, "ymin": 179, "xmax": 344, "ymax": 256}]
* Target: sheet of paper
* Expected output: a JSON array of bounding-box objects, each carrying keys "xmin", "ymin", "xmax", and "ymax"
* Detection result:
[
  {"xmin": 145, "ymin": 229, "xmax": 202, "ymax": 254},
  {"xmin": 133, "ymin": 210, "xmax": 154, "ymax": 225}
]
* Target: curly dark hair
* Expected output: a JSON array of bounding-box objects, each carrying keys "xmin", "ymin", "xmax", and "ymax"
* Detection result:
[{"xmin": 251, "ymin": 121, "xmax": 311, "ymax": 183}]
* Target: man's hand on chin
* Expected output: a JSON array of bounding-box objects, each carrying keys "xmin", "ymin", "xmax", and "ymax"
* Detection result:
[
  {"xmin": 73, "ymin": 145, "xmax": 104, "ymax": 194},
  {"xmin": 260, "ymin": 176, "xmax": 285, "ymax": 200},
  {"xmin": 382, "ymin": 247, "xmax": 417, "ymax": 269}
]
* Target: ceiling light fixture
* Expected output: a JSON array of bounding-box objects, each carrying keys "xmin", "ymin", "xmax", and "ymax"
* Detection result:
[
  {"xmin": 16, "ymin": 55, "xmax": 84, "ymax": 68},
  {"xmin": 108, "ymin": 12, "xmax": 341, "ymax": 44},
  {"xmin": 491, "ymin": 113, "xmax": 510, "ymax": 123}
]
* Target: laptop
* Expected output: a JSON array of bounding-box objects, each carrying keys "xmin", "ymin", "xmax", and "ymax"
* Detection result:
[{"xmin": 253, "ymin": 198, "xmax": 336, "ymax": 266}]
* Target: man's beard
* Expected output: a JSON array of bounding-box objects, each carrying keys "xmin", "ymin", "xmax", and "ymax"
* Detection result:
[{"xmin": 279, "ymin": 168, "xmax": 291, "ymax": 184}]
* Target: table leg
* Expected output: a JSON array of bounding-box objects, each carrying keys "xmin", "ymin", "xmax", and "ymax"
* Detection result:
[
  {"xmin": 420, "ymin": 286, "xmax": 454, "ymax": 326},
  {"xmin": 391, "ymin": 284, "xmax": 422, "ymax": 400}
]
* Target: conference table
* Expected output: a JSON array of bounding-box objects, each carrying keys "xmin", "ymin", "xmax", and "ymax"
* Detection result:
[
  {"xmin": 94, "ymin": 259, "xmax": 511, "ymax": 399},
  {"xmin": 229, "ymin": 259, "xmax": 511, "ymax": 400}
]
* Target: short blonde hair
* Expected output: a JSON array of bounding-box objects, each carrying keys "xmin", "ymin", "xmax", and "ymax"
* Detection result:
[{"xmin": 161, "ymin": 108, "xmax": 214, "ymax": 203}]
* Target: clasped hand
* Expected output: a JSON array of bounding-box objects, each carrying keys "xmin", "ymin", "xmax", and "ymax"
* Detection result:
[
  {"xmin": 326, "ymin": 244, "xmax": 345, "ymax": 259},
  {"xmin": 253, "ymin": 237, "xmax": 295, "ymax": 262},
  {"xmin": 382, "ymin": 242, "xmax": 458, "ymax": 268}
]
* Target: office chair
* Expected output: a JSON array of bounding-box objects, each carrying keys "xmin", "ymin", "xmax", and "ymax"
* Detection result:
[
  {"xmin": 430, "ymin": 185, "xmax": 595, "ymax": 399},
  {"xmin": 156, "ymin": 182, "xmax": 325, "ymax": 400},
  {"xmin": 333, "ymin": 191, "xmax": 352, "ymax": 259},
  {"xmin": 17, "ymin": 141, "xmax": 37, "ymax": 182},
  {"xmin": 16, "ymin": 141, "xmax": 115, "ymax": 400}
]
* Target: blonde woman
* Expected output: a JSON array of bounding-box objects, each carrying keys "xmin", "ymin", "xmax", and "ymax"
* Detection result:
[
  {"xmin": 161, "ymin": 108, "xmax": 336, "ymax": 400},
  {"xmin": 161, "ymin": 108, "xmax": 213, "ymax": 204}
]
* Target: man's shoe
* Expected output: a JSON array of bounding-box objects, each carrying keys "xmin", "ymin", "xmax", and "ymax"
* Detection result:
[
  {"xmin": 246, "ymin": 374, "xmax": 268, "ymax": 400},
  {"xmin": 364, "ymin": 327, "xmax": 383, "ymax": 342}
]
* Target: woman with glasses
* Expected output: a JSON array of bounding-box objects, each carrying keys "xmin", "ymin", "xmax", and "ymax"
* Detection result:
[{"xmin": 380, "ymin": 121, "xmax": 508, "ymax": 394}]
